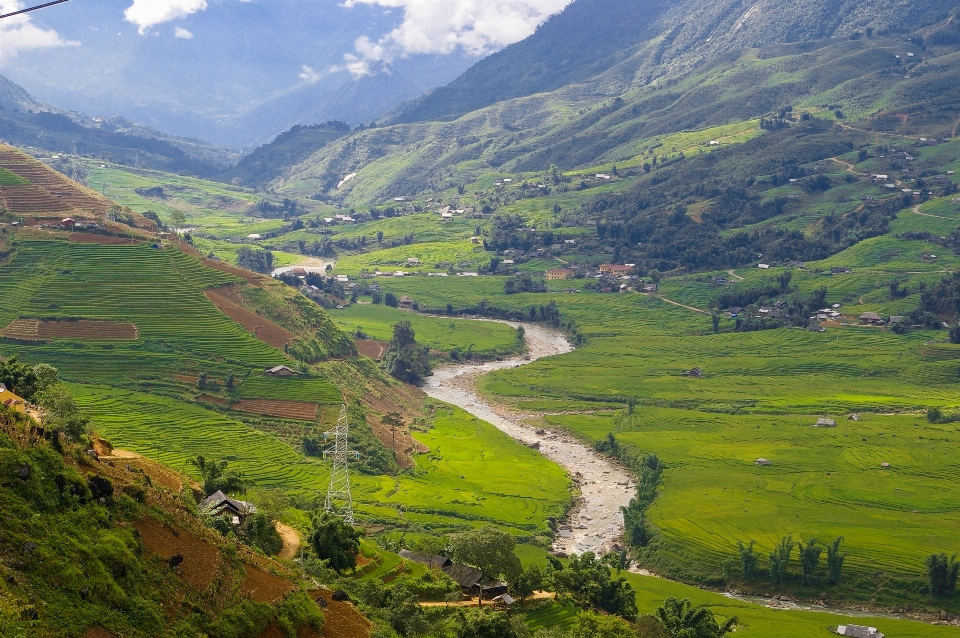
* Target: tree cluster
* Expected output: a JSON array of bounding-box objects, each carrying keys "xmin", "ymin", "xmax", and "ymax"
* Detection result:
[{"xmin": 384, "ymin": 321, "xmax": 432, "ymax": 385}]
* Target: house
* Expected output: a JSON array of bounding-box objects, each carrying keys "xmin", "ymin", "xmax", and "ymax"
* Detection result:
[
  {"xmin": 0, "ymin": 383, "xmax": 26, "ymax": 414},
  {"xmin": 60, "ymin": 217, "xmax": 76, "ymax": 230},
  {"xmin": 491, "ymin": 594, "xmax": 515, "ymax": 609},
  {"xmin": 814, "ymin": 418, "xmax": 837, "ymax": 427},
  {"xmin": 757, "ymin": 263, "xmax": 770, "ymax": 269},
  {"xmin": 470, "ymin": 236, "xmax": 482, "ymax": 244},
  {"xmin": 686, "ymin": 367, "xmax": 704, "ymax": 378},
  {"xmin": 199, "ymin": 490, "xmax": 257, "ymax": 526},
  {"xmin": 442, "ymin": 564, "xmax": 484, "ymax": 591},
  {"xmin": 336, "ymin": 275, "xmax": 349, "ymax": 283},
  {"xmin": 755, "ymin": 458, "xmax": 772, "ymax": 466},
  {"xmin": 728, "ymin": 306, "xmax": 744, "ymax": 315},
  {"xmin": 246, "ymin": 233, "xmax": 261, "ymax": 240},
  {"xmin": 599, "ymin": 264, "xmax": 632, "ymax": 275},
  {"xmin": 291, "ymin": 268, "xmax": 307, "ymax": 277},
  {"xmin": 502, "ymin": 259, "xmax": 515, "ymax": 265},
  {"xmin": 406, "ymin": 258, "xmax": 421, "ymax": 266},
  {"xmin": 888, "ymin": 315, "xmax": 905, "ymax": 325},
  {"xmin": 546, "ymin": 269, "xmax": 574, "ymax": 280},
  {"xmin": 642, "ymin": 283, "xmax": 658, "ymax": 293},
  {"xmin": 860, "ymin": 312, "xmax": 883, "ymax": 324},
  {"xmin": 398, "ymin": 296, "xmax": 415, "ymax": 309},
  {"xmin": 265, "ymin": 365, "xmax": 296, "ymax": 377},
  {"xmin": 836, "ymin": 625, "xmax": 883, "ymax": 638},
  {"xmin": 831, "ymin": 267, "xmax": 852, "ymax": 274}
]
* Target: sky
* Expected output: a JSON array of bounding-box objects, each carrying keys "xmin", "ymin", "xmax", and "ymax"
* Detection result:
[{"xmin": 0, "ymin": 0, "xmax": 573, "ymax": 145}]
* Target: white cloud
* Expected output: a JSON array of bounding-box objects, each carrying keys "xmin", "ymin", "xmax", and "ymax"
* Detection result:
[
  {"xmin": 124, "ymin": 0, "xmax": 207, "ymax": 34},
  {"xmin": 174, "ymin": 27, "xmax": 194, "ymax": 39},
  {"xmin": 299, "ymin": 65, "xmax": 321, "ymax": 83},
  {"xmin": 336, "ymin": 0, "xmax": 571, "ymax": 77},
  {"xmin": 0, "ymin": 1, "xmax": 78, "ymax": 65}
]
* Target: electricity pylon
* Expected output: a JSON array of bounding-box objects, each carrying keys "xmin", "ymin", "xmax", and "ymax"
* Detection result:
[{"xmin": 323, "ymin": 405, "xmax": 359, "ymax": 525}]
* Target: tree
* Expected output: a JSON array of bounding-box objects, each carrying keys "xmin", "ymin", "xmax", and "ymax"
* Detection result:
[
  {"xmin": 711, "ymin": 313, "xmax": 720, "ymax": 334},
  {"xmin": 236, "ymin": 246, "xmax": 275, "ymax": 274},
  {"xmin": 737, "ymin": 541, "xmax": 758, "ymax": 580},
  {"xmin": 449, "ymin": 608, "xmax": 520, "ymax": 638},
  {"xmin": 510, "ymin": 564, "xmax": 543, "ymax": 603},
  {"xmin": 654, "ymin": 597, "xmax": 737, "ymax": 638},
  {"xmin": 449, "ymin": 526, "xmax": 522, "ymax": 584},
  {"xmin": 826, "ymin": 537, "xmax": 845, "ymax": 585},
  {"xmin": 385, "ymin": 292, "xmax": 399, "ymax": 308},
  {"xmin": 384, "ymin": 321, "xmax": 432, "ymax": 385},
  {"xmin": 381, "ymin": 412, "xmax": 405, "ymax": 457},
  {"xmin": 190, "ymin": 456, "xmax": 251, "ymax": 495},
  {"xmin": 170, "ymin": 209, "xmax": 187, "ymax": 227},
  {"xmin": 241, "ymin": 512, "xmax": 283, "ymax": 556},
  {"xmin": 799, "ymin": 538, "xmax": 823, "ymax": 585},
  {"xmin": 31, "ymin": 363, "xmax": 59, "ymax": 392},
  {"xmin": 0, "ymin": 356, "xmax": 40, "ymax": 401},
  {"xmin": 36, "ymin": 384, "xmax": 89, "ymax": 442},
  {"xmin": 926, "ymin": 553, "xmax": 960, "ymax": 597},
  {"xmin": 769, "ymin": 535, "xmax": 795, "ymax": 588},
  {"xmin": 551, "ymin": 552, "xmax": 637, "ymax": 619},
  {"xmin": 566, "ymin": 611, "xmax": 634, "ymax": 638},
  {"xmin": 308, "ymin": 511, "xmax": 362, "ymax": 573}
]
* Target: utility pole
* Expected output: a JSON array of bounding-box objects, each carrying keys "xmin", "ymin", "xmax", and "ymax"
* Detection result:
[{"xmin": 323, "ymin": 405, "xmax": 359, "ymax": 525}]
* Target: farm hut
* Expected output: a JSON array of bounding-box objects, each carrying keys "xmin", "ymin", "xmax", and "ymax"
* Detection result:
[
  {"xmin": 643, "ymin": 283, "xmax": 658, "ymax": 293},
  {"xmin": 60, "ymin": 217, "xmax": 76, "ymax": 230},
  {"xmin": 398, "ymin": 296, "xmax": 415, "ymax": 309},
  {"xmin": 814, "ymin": 418, "xmax": 837, "ymax": 427},
  {"xmin": 888, "ymin": 315, "xmax": 905, "ymax": 325},
  {"xmin": 836, "ymin": 625, "xmax": 884, "ymax": 638},
  {"xmin": 265, "ymin": 365, "xmax": 296, "ymax": 377},
  {"xmin": 442, "ymin": 564, "xmax": 483, "ymax": 592},
  {"xmin": 199, "ymin": 490, "xmax": 257, "ymax": 526},
  {"xmin": 492, "ymin": 594, "xmax": 515, "ymax": 609},
  {"xmin": 685, "ymin": 367, "xmax": 704, "ymax": 378},
  {"xmin": 881, "ymin": 462, "xmax": 890, "ymax": 469},
  {"xmin": 860, "ymin": 312, "xmax": 883, "ymax": 325},
  {"xmin": 755, "ymin": 458, "xmax": 772, "ymax": 466},
  {"xmin": 0, "ymin": 383, "xmax": 26, "ymax": 414},
  {"xmin": 406, "ymin": 258, "xmax": 421, "ymax": 265}
]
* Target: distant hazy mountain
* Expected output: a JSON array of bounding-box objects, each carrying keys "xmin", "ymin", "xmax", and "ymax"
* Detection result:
[
  {"xmin": 387, "ymin": 0, "xmax": 951, "ymax": 124},
  {"xmin": 2, "ymin": 0, "xmax": 478, "ymax": 149},
  {"xmin": 0, "ymin": 75, "xmax": 235, "ymax": 175}
]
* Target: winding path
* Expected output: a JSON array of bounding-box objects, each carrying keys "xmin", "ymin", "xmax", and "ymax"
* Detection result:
[{"xmin": 422, "ymin": 322, "xmax": 636, "ymax": 556}]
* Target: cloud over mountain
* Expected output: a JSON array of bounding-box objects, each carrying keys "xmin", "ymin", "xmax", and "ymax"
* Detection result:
[
  {"xmin": 124, "ymin": 0, "xmax": 208, "ymax": 34},
  {"xmin": 338, "ymin": 0, "xmax": 570, "ymax": 76},
  {"xmin": 0, "ymin": 0, "xmax": 77, "ymax": 64}
]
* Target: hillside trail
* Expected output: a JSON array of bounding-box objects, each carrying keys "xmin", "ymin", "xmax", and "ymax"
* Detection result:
[
  {"xmin": 828, "ymin": 157, "xmax": 867, "ymax": 176},
  {"xmin": 726, "ymin": 269, "xmax": 744, "ymax": 281},
  {"xmin": 656, "ymin": 296, "xmax": 709, "ymax": 314},
  {"xmin": 422, "ymin": 321, "xmax": 636, "ymax": 557},
  {"xmin": 275, "ymin": 522, "xmax": 301, "ymax": 560},
  {"xmin": 911, "ymin": 203, "xmax": 953, "ymax": 220}
]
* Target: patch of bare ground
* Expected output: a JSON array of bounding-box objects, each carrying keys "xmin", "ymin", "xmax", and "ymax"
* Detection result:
[
  {"xmin": 134, "ymin": 516, "xmax": 222, "ymax": 591},
  {"xmin": 361, "ymin": 381, "xmax": 429, "ymax": 468},
  {"xmin": 197, "ymin": 393, "xmax": 229, "ymax": 406},
  {"xmin": 205, "ymin": 286, "xmax": 296, "ymax": 349},
  {"xmin": 242, "ymin": 564, "xmax": 294, "ymax": 603},
  {"xmin": 311, "ymin": 589, "xmax": 371, "ymax": 638},
  {"xmin": 81, "ymin": 627, "xmax": 117, "ymax": 638},
  {"xmin": 355, "ymin": 339, "xmax": 389, "ymax": 360},
  {"xmin": 275, "ymin": 522, "xmax": 301, "ymax": 560},
  {"xmin": 232, "ymin": 399, "xmax": 318, "ymax": 421}
]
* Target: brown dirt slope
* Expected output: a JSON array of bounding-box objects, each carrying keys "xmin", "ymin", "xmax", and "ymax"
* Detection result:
[
  {"xmin": 134, "ymin": 516, "xmax": 223, "ymax": 591},
  {"xmin": 243, "ymin": 564, "xmax": 295, "ymax": 603},
  {"xmin": 312, "ymin": 590, "xmax": 371, "ymax": 638},
  {"xmin": 356, "ymin": 340, "xmax": 389, "ymax": 360},
  {"xmin": 205, "ymin": 287, "xmax": 296, "ymax": 349}
]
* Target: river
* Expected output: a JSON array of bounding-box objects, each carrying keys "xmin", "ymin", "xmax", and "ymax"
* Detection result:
[
  {"xmin": 420, "ymin": 319, "xmax": 947, "ymax": 626},
  {"xmin": 421, "ymin": 320, "xmax": 636, "ymax": 557}
]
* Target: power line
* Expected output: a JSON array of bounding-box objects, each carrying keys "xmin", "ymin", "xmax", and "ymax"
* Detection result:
[{"xmin": 0, "ymin": 0, "xmax": 71, "ymax": 21}]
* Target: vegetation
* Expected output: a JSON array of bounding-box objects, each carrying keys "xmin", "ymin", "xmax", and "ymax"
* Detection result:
[
  {"xmin": 653, "ymin": 597, "xmax": 737, "ymax": 638},
  {"xmin": 308, "ymin": 511, "xmax": 363, "ymax": 573},
  {"xmin": 384, "ymin": 321, "xmax": 432, "ymax": 385}
]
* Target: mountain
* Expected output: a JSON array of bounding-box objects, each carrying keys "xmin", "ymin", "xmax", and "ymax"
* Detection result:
[
  {"xmin": 4, "ymin": 0, "xmax": 478, "ymax": 148},
  {"xmin": 387, "ymin": 0, "xmax": 952, "ymax": 125},
  {"xmin": 0, "ymin": 75, "xmax": 236, "ymax": 176}
]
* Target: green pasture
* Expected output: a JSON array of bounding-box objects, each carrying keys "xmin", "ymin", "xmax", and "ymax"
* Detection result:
[
  {"xmin": 331, "ymin": 304, "xmax": 520, "ymax": 354},
  {"xmin": 334, "ymin": 241, "xmax": 489, "ymax": 275}
]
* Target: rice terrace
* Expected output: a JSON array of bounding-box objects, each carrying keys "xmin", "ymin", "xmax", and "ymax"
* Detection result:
[{"xmin": 4, "ymin": 1, "xmax": 960, "ymax": 637}]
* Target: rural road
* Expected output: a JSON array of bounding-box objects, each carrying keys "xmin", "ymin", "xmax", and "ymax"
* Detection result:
[
  {"xmin": 275, "ymin": 522, "xmax": 302, "ymax": 560},
  {"xmin": 422, "ymin": 321, "xmax": 636, "ymax": 557}
]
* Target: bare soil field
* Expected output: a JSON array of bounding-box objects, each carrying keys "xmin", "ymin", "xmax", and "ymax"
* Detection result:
[
  {"xmin": 0, "ymin": 184, "xmax": 70, "ymax": 213},
  {"xmin": 205, "ymin": 287, "xmax": 295, "ymax": 349},
  {"xmin": 355, "ymin": 339, "xmax": 389, "ymax": 360},
  {"xmin": 242, "ymin": 564, "xmax": 294, "ymax": 603},
  {"xmin": 232, "ymin": 399, "xmax": 319, "ymax": 421},
  {"xmin": 311, "ymin": 589, "xmax": 371, "ymax": 638},
  {"xmin": 1, "ymin": 318, "xmax": 139, "ymax": 340},
  {"xmin": 134, "ymin": 516, "xmax": 221, "ymax": 590},
  {"xmin": 81, "ymin": 627, "xmax": 117, "ymax": 638}
]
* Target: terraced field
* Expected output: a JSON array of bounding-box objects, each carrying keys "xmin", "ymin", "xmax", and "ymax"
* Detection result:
[{"xmin": 1, "ymin": 318, "xmax": 139, "ymax": 340}]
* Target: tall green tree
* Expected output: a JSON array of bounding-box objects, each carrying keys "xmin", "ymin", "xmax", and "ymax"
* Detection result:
[
  {"xmin": 0, "ymin": 356, "xmax": 40, "ymax": 400},
  {"xmin": 449, "ymin": 526, "xmax": 521, "ymax": 583},
  {"xmin": 190, "ymin": 456, "xmax": 251, "ymax": 495},
  {"xmin": 308, "ymin": 511, "xmax": 362, "ymax": 573},
  {"xmin": 737, "ymin": 541, "xmax": 759, "ymax": 580},
  {"xmin": 654, "ymin": 597, "xmax": 737, "ymax": 638},
  {"xmin": 36, "ymin": 384, "xmax": 90, "ymax": 442},
  {"xmin": 826, "ymin": 537, "xmax": 846, "ymax": 585},
  {"xmin": 384, "ymin": 321, "xmax": 432, "ymax": 385},
  {"xmin": 769, "ymin": 535, "xmax": 795, "ymax": 588},
  {"xmin": 551, "ymin": 552, "xmax": 637, "ymax": 619},
  {"xmin": 799, "ymin": 538, "xmax": 823, "ymax": 585},
  {"xmin": 926, "ymin": 553, "xmax": 960, "ymax": 597}
]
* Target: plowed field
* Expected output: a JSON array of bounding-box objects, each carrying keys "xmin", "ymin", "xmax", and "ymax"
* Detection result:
[
  {"xmin": 134, "ymin": 516, "xmax": 221, "ymax": 591},
  {"xmin": 205, "ymin": 288, "xmax": 295, "ymax": 349},
  {"xmin": 242, "ymin": 564, "xmax": 294, "ymax": 602},
  {"xmin": 0, "ymin": 184, "xmax": 70, "ymax": 213},
  {"xmin": 356, "ymin": 340, "xmax": 388, "ymax": 360},
  {"xmin": 232, "ymin": 399, "xmax": 319, "ymax": 421},
  {"xmin": 311, "ymin": 589, "xmax": 371, "ymax": 638},
  {"xmin": 1, "ymin": 318, "xmax": 139, "ymax": 340}
]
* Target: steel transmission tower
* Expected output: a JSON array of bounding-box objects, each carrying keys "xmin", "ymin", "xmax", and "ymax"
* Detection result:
[{"xmin": 323, "ymin": 405, "xmax": 359, "ymax": 525}]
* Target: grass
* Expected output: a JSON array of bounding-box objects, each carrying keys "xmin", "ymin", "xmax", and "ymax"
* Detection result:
[{"xmin": 332, "ymin": 304, "xmax": 521, "ymax": 354}]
